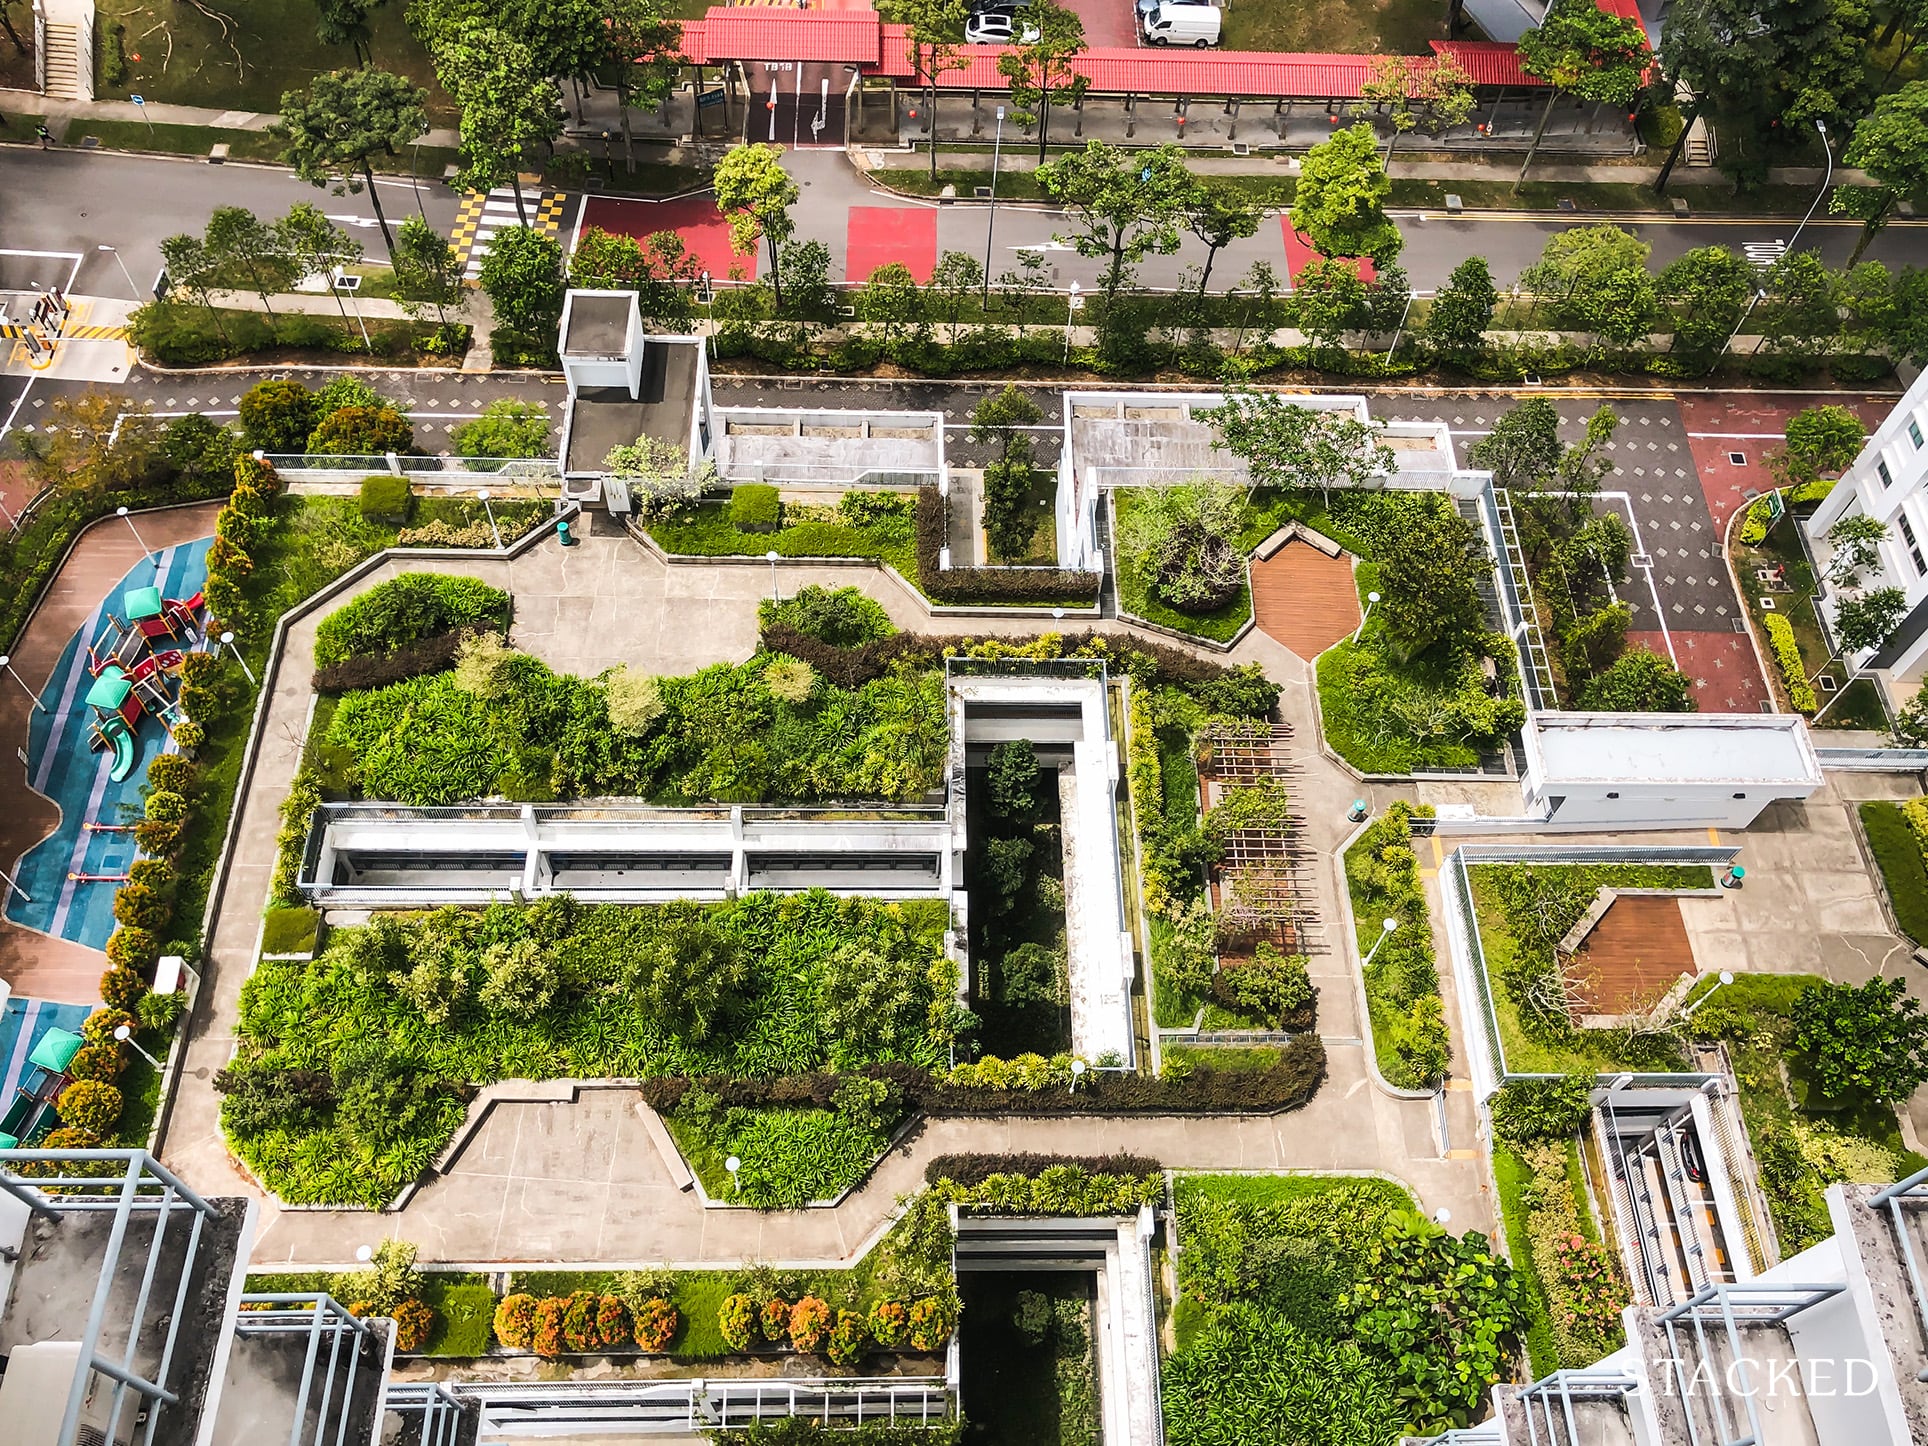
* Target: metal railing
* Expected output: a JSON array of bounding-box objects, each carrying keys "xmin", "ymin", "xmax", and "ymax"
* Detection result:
[
  {"xmin": 1658, "ymin": 1280, "xmax": 1845, "ymax": 1446},
  {"xmin": 1816, "ymin": 747, "xmax": 1928, "ymax": 771},
  {"xmin": 1518, "ymin": 1368, "xmax": 1640, "ymax": 1446},
  {"xmin": 460, "ymin": 1377, "xmax": 956, "ymax": 1434},
  {"xmin": 1868, "ymin": 1164, "xmax": 1928, "ymax": 1382},
  {"xmin": 234, "ymin": 1293, "xmax": 387, "ymax": 1446},
  {"xmin": 382, "ymin": 1382, "xmax": 472, "ymax": 1446}
]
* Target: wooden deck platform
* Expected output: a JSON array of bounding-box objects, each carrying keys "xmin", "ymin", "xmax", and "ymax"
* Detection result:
[
  {"xmin": 1249, "ymin": 540, "xmax": 1360, "ymax": 661},
  {"xmin": 1566, "ymin": 895, "xmax": 1697, "ymax": 1019}
]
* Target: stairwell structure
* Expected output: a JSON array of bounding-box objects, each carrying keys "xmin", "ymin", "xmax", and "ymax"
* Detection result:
[{"xmin": 37, "ymin": 0, "xmax": 90, "ymax": 101}]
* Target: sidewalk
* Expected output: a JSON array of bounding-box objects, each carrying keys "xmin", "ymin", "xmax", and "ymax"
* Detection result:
[{"xmin": 0, "ymin": 88, "xmax": 461, "ymax": 148}]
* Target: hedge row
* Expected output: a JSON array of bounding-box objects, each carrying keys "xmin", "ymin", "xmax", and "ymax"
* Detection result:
[
  {"xmin": 638, "ymin": 1038, "xmax": 1324, "ymax": 1118},
  {"xmin": 312, "ymin": 627, "xmax": 469, "ymax": 693},
  {"xmin": 313, "ymin": 572, "xmax": 511, "ymax": 668},
  {"xmin": 757, "ymin": 620, "xmax": 1233, "ymax": 693},
  {"xmin": 913, "ymin": 484, "xmax": 1100, "ymax": 605},
  {"xmin": 924, "ymin": 1153, "xmax": 1161, "ymax": 1187}
]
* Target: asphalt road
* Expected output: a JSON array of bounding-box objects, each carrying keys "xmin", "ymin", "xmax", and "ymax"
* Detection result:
[
  {"xmin": 5, "ymin": 141, "xmax": 1928, "ymax": 299},
  {"xmin": 0, "ymin": 147, "xmax": 461, "ymax": 300}
]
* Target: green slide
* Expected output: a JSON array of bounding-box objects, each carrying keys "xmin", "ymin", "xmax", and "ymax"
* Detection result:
[{"xmin": 102, "ymin": 716, "xmax": 137, "ymax": 783}]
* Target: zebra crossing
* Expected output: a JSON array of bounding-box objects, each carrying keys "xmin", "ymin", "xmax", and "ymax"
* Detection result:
[{"xmin": 451, "ymin": 186, "xmax": 572, "ymax": 280}]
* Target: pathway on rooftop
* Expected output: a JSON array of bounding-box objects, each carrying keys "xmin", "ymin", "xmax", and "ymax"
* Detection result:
[
  {"xmin": 0, "ymin": 501, "xmax": 222, "ymax": 1005},
  {"xmin": 159, "ymin": 515, "xmax": 1493, "ymax": 1266}
]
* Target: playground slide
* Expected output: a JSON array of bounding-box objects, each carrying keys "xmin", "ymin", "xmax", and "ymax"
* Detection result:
[{"xmin": 102, "ymin": 717, "xmax": 137, "ymax": 783}]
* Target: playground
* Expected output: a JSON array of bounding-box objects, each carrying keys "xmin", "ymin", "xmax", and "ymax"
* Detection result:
[
  {"xmin": 5, "ymin": 538, "xmax": 211, "ymax": 952},
  {"xmin": 0, "ymin": 997, "xmax": 90, "ymax": 1146}
]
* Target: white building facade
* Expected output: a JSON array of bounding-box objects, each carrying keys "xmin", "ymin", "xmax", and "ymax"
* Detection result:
[{"xmin": 1804, "ymin": 368, "xmax": 1928, "ymax": 693}]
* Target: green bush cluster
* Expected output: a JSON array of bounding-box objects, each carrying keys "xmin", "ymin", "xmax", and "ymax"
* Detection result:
[
  {"xmin": 728, "ymin": 484, "xmax": 782, "ymax": 531},
  {"xmin": 929, "ymin": 1164, "xmax": 1162, "ymax": 1216},
  {"xmin": 313, "ymin": 573, "xmax": 512, "ymax": 667},
  {"xmin": 1516, "ymin": 1143, "xmax": 1628, "ymax": 1366},
  {"xmin": 131, "ymin": 306, "xmax": 462, "ymax": 368},
  {"xmin": 670, "ymin": 1083, "xmax": 900, "ymax": 1210},
  {"xmin": 914, "ymin": 485, "xmax": 1100, "ymax": 606},
  {"xmin": 326, "ymin": 649, "xmax": 949, "ymax": 807},
  {"xmin": 357, "ymin": 475, "xmax": 413, "ymax": 524},
  {"xmin": 219, "ymin": 892, "xmax": 954, "ymax": 1206},
  {"xmin": 1344, "ymin": 803, "xmax": 1448, "ymax": 1088},
  {"xmin": 1763, "ymin": 613, "xmax": 1816, "ymax": 713},
  {"xmin": 758, "ymin": 585, "xmax": 895, "ymax": 648}
]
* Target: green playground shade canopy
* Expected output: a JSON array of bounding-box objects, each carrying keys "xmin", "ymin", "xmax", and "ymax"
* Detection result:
[
  {"xmin": 0, "ymin": 1133, "xmax": 17, "ymax": 1149},
  {"xmin": 87, "ymin": 668, "xmax": 132, "ymax": 711},
  {"xmin": 125, "ymin": 585, "xmax": 164, "ymax": 621},
  {"xmin": 28, "ymin": 1027, "xmax": 83, "ymax": 1074}
]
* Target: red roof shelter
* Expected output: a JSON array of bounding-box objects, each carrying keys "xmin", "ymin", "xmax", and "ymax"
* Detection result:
[{"xmin": 675, "ymin": 2, "xmax": 1648, "ymax": 98}]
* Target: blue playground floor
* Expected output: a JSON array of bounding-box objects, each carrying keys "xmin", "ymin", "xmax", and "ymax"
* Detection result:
[
  {"xmin": 4, "ymin": 537, "xmax": 212, "ymax": 952},
  {"xmin": 0, "ymin": 996, "xmax": 90, "ymax": 1138}
]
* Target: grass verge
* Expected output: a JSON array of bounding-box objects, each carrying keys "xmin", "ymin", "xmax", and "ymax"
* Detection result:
[{"xmin": 1859, "ymin": 802, "xmax": 1928, "ymax": 946}]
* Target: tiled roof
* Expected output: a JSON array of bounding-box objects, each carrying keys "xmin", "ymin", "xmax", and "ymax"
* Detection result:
[
  {"xmin": 1429, "ymin": 40, "xmax": 1536, "ymax": 87},
  {"xmin": 687, "ymin": 8, "xmax": 882, "ymax": 64}
]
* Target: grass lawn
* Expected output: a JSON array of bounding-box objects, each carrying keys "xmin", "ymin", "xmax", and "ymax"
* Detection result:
[
  {"xmin": 246, "ymin": 1269, "xmax": 495, "ymax": 1356},
  {"xmin": 1161, "ymin": 1044, "xmax": 1287, "ymax": 1073},
  {"xmin": 986, "ymin": 470, "xmax": 1059, "ymax": 566},
  {"xmin": 648, "ymin": 502, "xmax": 918, "ymax": 577},
  {"xmin": 1220, "ymin": 0, "xmax": 1443, "ymax": 57},
  {"xmin": 1492, "ymin": 1140, "xmax": 1601, "ymax": 1380},
  {"xmin": 95, "ymin": 0, "xmax": 455, "ymax": 122},
  {"xmin": 1736, "ymin": 516, "xmax": 1888, "ymax": 730},
  {"xmin": 1465, "ymin": 862, "xmax": 1716, "ymax": 1078},
  {"xmin": 1861, "ymin": 802, "xmax": 1928, "ymax": 946},
  {"xmin": 61, "ymin": 118, "xmax": 282, "ymax": 162},
  {"xmin": 1112, "ymin": 489, "xmax": 1251, "ymax": 644},
  {"xmin": 663, "ymin": 1105, "xmax": 891, "ymax": 1210}
]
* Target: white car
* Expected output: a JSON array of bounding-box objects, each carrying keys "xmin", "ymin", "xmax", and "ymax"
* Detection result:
[{"xmin": 965, "ymin": 9, "xmax": 1041, "ymax": 43}]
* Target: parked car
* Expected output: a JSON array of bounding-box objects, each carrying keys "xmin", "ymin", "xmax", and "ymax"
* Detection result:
[
  {"xmin": 1141, "ymin": 2, "xmax": 1221, "ymax": 44},
  {"xmin": 1679, "ymin": 1131, "xmax": 1707, "ymax": 1184},
  {"xmin": 1135, "ymin": 0, "xmax": 1212, "ymax": 24},
  {"xmin": 965, "ymin": 8, "xmax": 1041, "ymax": 42}
]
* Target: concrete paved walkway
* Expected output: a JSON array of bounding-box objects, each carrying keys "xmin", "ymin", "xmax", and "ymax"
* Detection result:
[{"xmin": 157, "ymin": 515, "xmax": 1494, "ymax": 1266}]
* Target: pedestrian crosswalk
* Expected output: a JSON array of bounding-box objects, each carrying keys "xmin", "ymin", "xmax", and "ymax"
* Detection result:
[{"xmin": 451, "ymin": 185, "xmax": 572, "ymax": 279}]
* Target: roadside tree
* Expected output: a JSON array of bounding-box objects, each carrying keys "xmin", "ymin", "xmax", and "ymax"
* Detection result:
[
  {"xmin": 998, "ymin": 0, "xmax": 1088, "ymax": 162},
  {"xmin": 275, "ymin": 68, "xmax": 429, "ymax": 259},
  {"xmin": 1515, "ymin": 0, "xmax": 1651, "ymax": 188},
  {"xmin": 713, "ymin": 144, "xmax": 800, "ymax": 310},
  {"xmin": 1289, "ymin": 122, "xmax": 1401, "ymax": 265}
]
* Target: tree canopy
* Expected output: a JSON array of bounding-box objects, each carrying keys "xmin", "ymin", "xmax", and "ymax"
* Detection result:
[{"xmin": 1289, "ymin": 123, "xmax": 1402, "ymax": 264}]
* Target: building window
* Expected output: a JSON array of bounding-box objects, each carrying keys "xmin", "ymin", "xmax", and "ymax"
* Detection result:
[
  {"xmin": 1880, "ymin": 459, "xmax": 1894, "ymax": 487},
  {"xmin": 1912, "ymin": 419, "xmax": 1925, "ymax": 449},
  {"xmin": 1904, "ymin": 517, "xmax": 1926, "ymax": 576}
]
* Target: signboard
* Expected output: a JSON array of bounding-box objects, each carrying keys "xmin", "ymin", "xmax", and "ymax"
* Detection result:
[
  {"xmin": 1764, "ymin": 489, "xmax": 1786, "ymax": 522},
  {"xmin": 130, "ymin": 94, "xmax": 144, "ymax": 105},
  {"xmin": 697, "ymin": 87, "xmax": 726, "ymax": 109}
]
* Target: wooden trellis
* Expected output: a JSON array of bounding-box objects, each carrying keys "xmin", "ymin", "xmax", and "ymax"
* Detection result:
[{"xmin": 1199, "ymin": 722, "xmax": 1323, "ymax": 952}]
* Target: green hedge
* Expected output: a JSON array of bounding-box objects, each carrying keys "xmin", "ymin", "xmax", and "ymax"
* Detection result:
[
  {"xmin": 1860, "ymin": 802, "xmax": 1928, "ymax": 946},
  {"xmin": 313, "ymin": 573, "xmax": 511, "ymax": 667},
  {"xmin": 1344, "ymin": 804, "xmax": 1448, "ymax": 1089},
  {"xmin": 728, "ymin": 484, "xmax": 781, "ymax": 531},
  {"xmin": 914, "ymin": 485, "xmax": 1099, "ymax": 606},
  {"xmin": 1762, "ymin": 613, "xmax": 1816, "ymax": 713},
  {"xmin": 358, "ymin": 475, "xmax": 413, "ymax": 524}
]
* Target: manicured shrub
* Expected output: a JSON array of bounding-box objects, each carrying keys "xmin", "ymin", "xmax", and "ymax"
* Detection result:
[
  {"xmin": 531, "ymin": 1296, "xmax": 568, "ymax": 1358},
  {"xmin": 390, "ymin": 1299, "xmax": 436, "ymax": 1352},
  {"xmin": 452, "ymin": 399, "xmax": 553, "ymax": 460},
  {"xmin": 238, "ymin": 379, "xmax": 319, "ymax": 452},
  {"xmin": 136, "ymin": 989, "xmax": 187, "ymax": 1034},
  {"xmin": 561, "ymin": 1290, "xmax": 601, "ymax": 1353},
  {"xmin": 82, "ymin": 1008, "xmax": 138, "ymax": 1048},
  {"xmin": 308, "ymin": 405, "xmax": 413, "ymax": 457},
  {"xmin": 113, "ymin": 882, "xmax": 171, "ymax": 931},
  {"xmin": 69, "ymin": 1044, "xmax": 126, "ymax": 1082},
  {"xmin": 312, "ymin": 629, "xmax": 468, "ymax": 694},
  {"xmin": 1763, "ymin": 613, "xmax": 1816, "ymax": 713},
  {"xmin": 924, "ymin": 1153, "xmax": 1160, "ymax": 1187},
  {"xmin": 1491, "ymin": 1074, "xmax": 1595, "ymax": 1148},
  {"xmin": 906, "ymin": 1297, "xmax": 954, "ymax": 1352},
  {"xmin": 719, "ymin": 1293, "xmax": 757, "ymax": 1352},
  {"xmin": 729, "ymin": 483, "xmax": 781, "ymax": 532},
  {"xmin": 914, "ymin": 486, "xmax": 1099, "ymax": 605},
  {"xmin": 788, "ymin": 1296, "xmax": 832, "ymax": 1352},
  {"xmin": 144, "ymin": 790, "xmax": 187, "ymax": 824},
  {"xmin": 358, "ymin": 474, "xmax": 414, "ymax": 524},
  {"xmin": 145, "ymin": 755, "xmax": 193, "ymax": 795},
  {"xmin": 40, "ymin": 1126, "xmax": 103, "ymax": 1150},
  {"xmin": 57, "ymin": 1079, "xmax": 124, "ymax": 1135},
  {"xmin": 314, "ymin": 573, "xmax": 512, "ymax": 667},
  {"xmin": 494, "ymin": 1293, "xmax": 538, "ymax": 1349},
  {"xmin": 100, "ymin": 965, "xmax": 149, "ymax": 1011},
  {"xmin": 632, "ymin": 1297, "xmax": 679, "ymax": 1352},
  {"xmin": 171, "ymin": 720, "xmax": 206, "ymax": 752},
  {"xmin": 133, "ymin": 819, "xmax": 182, "ymax": 857},
  {"xmin": 759, "ymin": 585, "xmax": 894, "ymax": 647},
  {"xmin": 825, "ymin": 1308, "xmax": 869, "ymax": 1365},
  {"xmin": 590, "ymin": 1294, "xmax": 630, "ymax": 1350},
  {"xmin": 867, "ymin": 1299, "xmax": 909, "ymax": 1348},
  {"xmin": 760, "ymin": 1296, "xmax": 793, "ymax": 1343}
]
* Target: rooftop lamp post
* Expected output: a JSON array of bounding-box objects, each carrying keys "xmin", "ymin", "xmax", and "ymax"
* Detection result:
[
  {"xmin": 112, "ymin": 1023, "xmax": 161, "ymax": 1069},
  {"xmin": 1352, "ymin": 590, "xmax": 1381, "ymax": 645},
  {"xmin": 476, "ymin": 487, "xmax": 502, "ymax": 549},
  {"xmin": 766, "ymin": 549, "xmax": 781, "ymax": 602},
  {"xmin": 1361, "ymin": 916, "xmax": 1400, "ymax": 968},
  {"xmin": 218, "ymin": 631, "xmax": 257, "ymax": 687},
  {"xmin": 115, "ymin": 505, "xmax": 154, "ymax": 564},
  {"xmin": 1680, "ymin": 970, "xmax": 1737, "ymax": 1021},
  {"xmin": 0, "ymin": 653, "xmax": 47, "ymax": 713},
  {"xmin": 725, "ymin": 1155, "xmax": 742, "ymax": 1196}
]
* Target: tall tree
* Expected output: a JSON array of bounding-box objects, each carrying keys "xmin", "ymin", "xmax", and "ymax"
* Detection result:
[
  {"xmin": 1181, "ymin": 187, "xmax": 1263, "ymax": 299},
  {"xmin": 478, "ymin": 225, "xmax": 567, "ymax": 340},
  {"xmin": 1200, "ymin": 390, "xmax": 1395, "ymax": 503},
  {"xmin": 604, "ymin": 0, "xmax": 686, "ymax": 173},
  {"xmin": 1515, "ymin": 0, "xmax": 1651, "ymax": 189},
  {"xmin": 883, "ymin": 0, "xmax": 970, "ymax": 181},
  {"xmin": 1426, "ymin": 255, "xmax": 1497, "ymax": 363},
  {"xmin": 1377, "ymin": 501, "xmax": 1491, "ymax": 660},
  {"xmin": 157, "ymin": 234, "xmax": 231, "ymax": 345},
  {"xmin": 713, "ymin": 144, "xmax": 800, "ymax": 310},
  {"xmin": 312, "ymin": 0, "xmax": 389, "ymax": 64},
  {"xmin": 1354, "ymin": 53, "xmax": 1475, "ymax": 165},
  {"xmin": 1841, "ymin": 81, "xmax": 1928, "ymax": 265},
  {"xmin": 1289, "ymin": 123, "xmax": 1402, "ymax": 265},
  {"xmin": 1656, "ymin": 246, "xmax": 1751, "ymax": 359},
  {"xmin": 392, "ymin": 215, "xmax": 467, "ymax": 327},
  {"xmin": 1037, "ymin": 141, "xmax": 1193, "ymax": 309},
  {"xmin": 275, "ymin": 68, "xmax": 428, "ymax": 260},
  {"xmin": 998, "ymin": 0, "xmax": 1088, "ymax": 163},
  {"xmin": 277, "ymin": 203, "xmax": 367, "ymax": 342},
  {"xmin": 432, "ymin": 22, "xmax": 563, "ymax": 227},
  {"xmin": 1470, "ymin": 398, "xmax": 1562, "ymax": 491},
  {"xmin": 204, "ymin": 206, "xmax": 294, "ymax": 321},
  {"xmin": 1652, "ymin": 0, "xmax": 1779, "ymax": 191}
]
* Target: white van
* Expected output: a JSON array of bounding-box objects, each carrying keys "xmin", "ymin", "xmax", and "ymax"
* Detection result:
[{"xmin": 1142, "ymin": 3, "xmax": 1220, "ymax": 45}]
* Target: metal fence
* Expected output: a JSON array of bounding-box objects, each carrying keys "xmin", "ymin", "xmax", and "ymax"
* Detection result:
[{"xmin": 259, "ymin": 452, "xmax": 562, "ymax": 485}]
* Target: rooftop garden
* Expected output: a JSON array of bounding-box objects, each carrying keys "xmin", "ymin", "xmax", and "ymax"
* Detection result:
[
  {"xmin": 967, "ymin": 739, "xmax": 1073, "ymax": 1059},
  {"xmin": 1164, "ymin": 1173, "xmax": 1529, "ymax": 1443},
  {"xmin": 1344, "ymin": 803, "xmax": 1449, "ymax": 1089},
  {"xmin": 1464, "ymin": 860, "xmax": 1718, "ymax": 1077},
  {"xmin": 220, "ymin": 891, "xmax": 957, "ymax": 1206}
]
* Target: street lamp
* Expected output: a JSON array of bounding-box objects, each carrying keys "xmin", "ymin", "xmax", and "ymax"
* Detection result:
[
  {"xmin": 1432, "ymin": 1207, "xmax": 1452, "ymax": 1226},
  {"xmin": 1680, "ymin": 969, "xmax": 1737, "ymax": 1021},
  {"xmin": 725, "ymin": 1155, "xmax": 742, "ymax": 1196},
  {"xmin": 0, "ymin": 861, "xmax": 33, "ymax": 906},
  {"xmin": 115, "ymin": 505, "xmax": 154, "ymax": 564},
  {"xmin": 0, "ymin": 654, "xmax": 47, "ymax": 713},
  {"xmin": 1069, "ymin": 1058, "xmax": 1088, "ymax": 1093},
  {"xmin": 355, "ymin": 1245, "xmax": 375, "ymax": 1264},
  {"xmin": 476, "ymin": 488, "xmax": 502, "ymax": 549},
  {"xmin": 218, "ymin": 630, "xmax": 257, "ymax": 687},
  {"xmin": 1785, "ymin": 120, "xmax": 1832, "ymax": 258},
  {"xmin": 981, "ymin": 106, "xmax": 1006, "ymax": 308},
  {"xmin": 98, "ymin": 244, "xmax": 143, "ymax": 302},
  {"xmin": 1352, "ymin": 590, "xmax": 1382, "ymax": 645},
  {"xmin": 1064, "ymin": 281, "xmax": 1082, "ymax": 363},
  {"xmin": 112, "ymin": 1023, "xmax": 161, "ymax": 1069},
  {"xmin": 766, "ymin": 549, "xmax": 781, "ymax": 601},
  {"xmin": 1361, "ymin": 916, "xmax": 1400, "ymax": 969}
]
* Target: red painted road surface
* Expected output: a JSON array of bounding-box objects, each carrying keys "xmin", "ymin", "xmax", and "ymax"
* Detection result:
[
  {"xmin": 579, "ymin": 195, "xmax": 755, "ymax": 281},
  {"xmin": 1625, "ymin": 629, "xmax": 1770, "ymax": 715},
  {"xmin": 846, "ymin": 206, "xmax": 939, "ymax": 283},
  {"xmin": 1678, "ymin": 392, "xmax": 1892, "ymax": 534},
  {"xmin": 1280, "ymin": 221, "xmax": 1375, "ymax": 283}
]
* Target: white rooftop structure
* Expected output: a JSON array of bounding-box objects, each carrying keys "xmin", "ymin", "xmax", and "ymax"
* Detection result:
[{"xmin": 1520, "ymin": 713, "xmax": 1824, "ymax": 831}]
